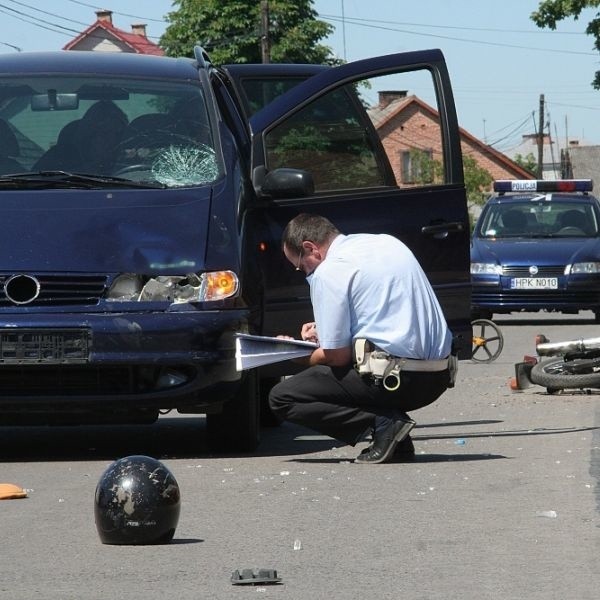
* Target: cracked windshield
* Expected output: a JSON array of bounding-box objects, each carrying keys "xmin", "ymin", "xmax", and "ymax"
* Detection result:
[{"xmin": 0, "ymin": 76, "xmax": 219, "ymax": 187}]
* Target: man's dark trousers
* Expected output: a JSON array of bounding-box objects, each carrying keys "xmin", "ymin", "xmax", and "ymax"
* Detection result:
[{"xmin": 269, "ymin": 365, "xmax": 450, "ymax": 445}]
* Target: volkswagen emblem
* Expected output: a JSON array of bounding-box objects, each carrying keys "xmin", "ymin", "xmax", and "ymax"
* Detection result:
[
  {"xmin": 529, "ymin": 265, "xmax": 539, "ymax": 275},
  {"xmin": 4, "ymin": 274, "xmax": 41, "ymax": 305}
]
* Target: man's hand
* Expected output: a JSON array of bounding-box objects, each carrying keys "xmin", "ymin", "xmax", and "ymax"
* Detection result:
[{"xmin": 301, "ymin": 322, "xmax": 319, "ymax": 343}]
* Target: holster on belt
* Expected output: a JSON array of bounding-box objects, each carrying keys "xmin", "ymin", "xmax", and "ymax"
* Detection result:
[
  {"xmin": 354, "ymin": 338, "xmax": 455, "ymax": 390},
  {"xmin": 353, "ymin": 338, "xmax": 402, "ymax": 391}
]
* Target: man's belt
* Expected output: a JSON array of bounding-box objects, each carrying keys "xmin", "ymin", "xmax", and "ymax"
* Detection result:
[
  {"xmin": 395, "ymin": 357, "xmax": 449, "ymax": 372},
  {"xmin": 353, "ymin": 338, "xmax": 453, "ymax": 391}
]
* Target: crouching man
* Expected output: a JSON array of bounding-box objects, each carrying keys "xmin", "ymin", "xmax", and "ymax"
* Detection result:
[{"xmin": 269, "ymin": 213, "xmax": 454, "ymax": 464}]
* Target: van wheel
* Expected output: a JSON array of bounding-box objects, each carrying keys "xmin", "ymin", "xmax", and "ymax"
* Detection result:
[{"xmin": 206, "ymin": 370, "xmax": 260, "ymax": 452}]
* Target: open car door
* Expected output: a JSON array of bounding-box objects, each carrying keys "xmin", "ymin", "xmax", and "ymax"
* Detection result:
[{"xmin": 246, "ymin": 49, "xmax": 471, "ymax": 359}]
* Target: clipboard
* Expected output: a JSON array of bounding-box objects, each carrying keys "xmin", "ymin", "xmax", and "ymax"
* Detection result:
[{"xmin": 235, "ymin": 333, "xmax": 317, "ymax": 371}]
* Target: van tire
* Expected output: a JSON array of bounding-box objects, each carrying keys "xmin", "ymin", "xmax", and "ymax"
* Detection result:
[{"xmin": 206, "ymin": 370, "xmax": 260, "ymax": 452}]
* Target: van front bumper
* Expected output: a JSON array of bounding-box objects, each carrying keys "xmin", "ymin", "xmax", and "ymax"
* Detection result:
[{"xmin": 0, "ymin": 308, "xmax": 248, "ymax": 411}]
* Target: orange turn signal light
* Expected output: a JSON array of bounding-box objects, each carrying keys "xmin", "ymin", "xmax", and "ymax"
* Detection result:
[{"xmin": 202, "ymin": 270, "xmax": 239, "ymax": 301}]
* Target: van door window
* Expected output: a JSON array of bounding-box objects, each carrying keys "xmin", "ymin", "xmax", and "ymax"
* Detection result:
[{"xmin": 264, "ymin": 70, "xmax": 446, "ymax": 193}]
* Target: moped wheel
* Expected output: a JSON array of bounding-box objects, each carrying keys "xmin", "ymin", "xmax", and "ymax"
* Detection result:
[
  {"xmin": 471, "ymin": 319, "xmax": 504, "ymax": 363},
  {"xmin": 530, "ymin": 358, "xmax": 600, "ymax": 390}
]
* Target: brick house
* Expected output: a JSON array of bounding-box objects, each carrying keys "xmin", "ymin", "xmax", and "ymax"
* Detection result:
[
  {"xmin": 63, "ymin": 10, "xmax": 164, "ymax": 55},
  {"xmin": 368, "ymin": 91, "xmax": 533, "ymax": 187}
]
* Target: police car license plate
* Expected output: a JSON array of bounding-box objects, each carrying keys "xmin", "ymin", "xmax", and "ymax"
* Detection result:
[{"xmin": 511, "ymin": 277, "xmax": 558, "ymax": 290}]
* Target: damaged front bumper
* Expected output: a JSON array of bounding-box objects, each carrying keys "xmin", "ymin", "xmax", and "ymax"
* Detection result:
[{"xmin": 0, "ymin": 308, "xmax": 248, "ymax": 411}]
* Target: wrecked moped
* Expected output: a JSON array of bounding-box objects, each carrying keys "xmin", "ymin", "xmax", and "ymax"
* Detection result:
[{"xmin": 512, "ymin": 334, "xmax": 600, "ymax": 393}]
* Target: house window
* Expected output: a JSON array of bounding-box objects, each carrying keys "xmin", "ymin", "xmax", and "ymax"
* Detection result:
[{"xmin": 401, "ymin": 148, "xmax": 434, "ymax": 184}]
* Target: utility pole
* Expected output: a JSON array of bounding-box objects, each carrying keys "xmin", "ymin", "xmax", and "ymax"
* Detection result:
[
  {"xmin": 537, "ymin": 94, "xmax": 545, "ymax": 179},
  {"xmin": 260, "ymin": 1, "xmax": 270, "ymax": 64}
]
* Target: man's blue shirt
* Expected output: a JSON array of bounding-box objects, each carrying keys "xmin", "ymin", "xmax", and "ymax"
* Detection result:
[{"xmin": 307, "ymin": 233, "xmax": 452, "ymax": 360}]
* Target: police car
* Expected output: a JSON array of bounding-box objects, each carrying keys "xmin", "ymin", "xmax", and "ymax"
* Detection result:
[{"xmin": 471, "ymin": 179, "xmax": 600, "ymax": 321}]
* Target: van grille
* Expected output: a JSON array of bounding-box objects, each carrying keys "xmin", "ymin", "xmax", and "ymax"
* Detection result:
[{"xmin": 0, "ymin": 274, "xmax": 108, "ymax": 306}]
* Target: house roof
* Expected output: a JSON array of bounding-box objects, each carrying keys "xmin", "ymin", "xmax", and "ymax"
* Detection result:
[
  {"xmin": 63, "ymin": 19, "xmax": 164, "ymax": 56},
  {"xmin": 368, "ymin": 94, "xmax": 534, "ymax": 180}
]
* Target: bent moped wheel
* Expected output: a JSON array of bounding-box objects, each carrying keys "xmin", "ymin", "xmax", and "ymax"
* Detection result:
[
  {"xmin": 471, "ymin": 319, "xmax": 504, "ymax": 363},
  {"xmin": 530, "ymin": 358, "xmax": 600, "ymax": 390}
]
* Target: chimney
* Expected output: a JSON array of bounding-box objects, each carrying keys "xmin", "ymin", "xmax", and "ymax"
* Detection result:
[
  {"xmin": 96, "ymin": 9, "xmax": 113, "ymax": 24},
  {"xmin": 378, "ymin": 90, "xmax": 408, "ymax": 108},
  {"xmin": 131, "ymin": 23, "xmax": 147, "ymax": 37}
]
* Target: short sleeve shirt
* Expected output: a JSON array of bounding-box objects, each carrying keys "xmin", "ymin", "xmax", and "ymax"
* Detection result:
[{"xmin": 307, "ymin": 233, "xmax": 452, "ymax": 360}]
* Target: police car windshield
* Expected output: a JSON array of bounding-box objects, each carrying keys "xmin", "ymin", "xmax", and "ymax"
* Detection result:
[{"xmin": 479, "ymin": 201, "xmax": 599, "ymax": 238}]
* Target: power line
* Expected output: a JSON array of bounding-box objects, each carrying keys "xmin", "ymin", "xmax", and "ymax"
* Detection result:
[
  {"xmin": 6, "ymin": 0, "xmax": 88, "ymax": 26},
  {"xmin": 322, "ymin": 15, "xmax": 597, "ymax": 57},
  {"xmin": 64, "ymin": 0, "xmax": 165, "ymax": 23},
  {"xmin": 487, "ymin": 114, "xmax": 532, "ymax": 148},
  {"xmin": 0, "ymin": 1, "xmax": 165, "ymax": 44},
  {"xmin": 0, "ymin": 4, "xmax": 82, "ymax": 37},
  {"xmin": 0, "ymin": 40, "xmax": 21, "ymax": 51},
  {"xmin": 319, "ymin": 13, "xmax": 588, "ymax": 36}
]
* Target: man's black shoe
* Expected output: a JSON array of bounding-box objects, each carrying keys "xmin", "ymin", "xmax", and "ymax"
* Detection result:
[
  {"xmin": 357, "ymin": 434, "xmax": 415, "ymax": 459},
  {"xmin": 355, "ymin": 414, "xmax": 415, "ymax": 464},
  {"xmin": 394, "ymin": 434, "xmax": 415, "ymax": 457}
]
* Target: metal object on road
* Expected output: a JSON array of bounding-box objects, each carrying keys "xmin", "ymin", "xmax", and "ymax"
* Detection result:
[{"xmin": 231, "ymin": 568, "xmax": 282, "ymax": 585}]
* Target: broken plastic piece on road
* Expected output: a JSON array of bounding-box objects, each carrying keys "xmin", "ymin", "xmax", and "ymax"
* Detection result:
[
  {"xmin": 231, "ymin": 569, "xmax": 282, "ymax": 585},
  {"xmin": 0, "ymin": 483, "xmax": 28, "ymax": 500}
]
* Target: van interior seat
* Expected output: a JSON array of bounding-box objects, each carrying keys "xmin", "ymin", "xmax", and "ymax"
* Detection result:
[{"xmin": 0, "ymin": 118, "xmax": 23, "ymax": 174}]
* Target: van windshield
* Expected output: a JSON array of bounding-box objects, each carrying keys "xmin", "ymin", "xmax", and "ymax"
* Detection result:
[{"xmin": 0, "ymin": 76, "xmax": 219, "ymax": 188}]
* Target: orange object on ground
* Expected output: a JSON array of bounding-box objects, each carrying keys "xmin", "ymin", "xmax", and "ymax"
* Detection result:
[{"xmin": 0, "ymin": 483, "xmax": 27, "ymax": 499}]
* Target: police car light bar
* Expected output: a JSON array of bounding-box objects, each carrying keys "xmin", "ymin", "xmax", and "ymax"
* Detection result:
[{"xmin": 493, "ymin": 179, "xmax": 593, "ymax": 193}]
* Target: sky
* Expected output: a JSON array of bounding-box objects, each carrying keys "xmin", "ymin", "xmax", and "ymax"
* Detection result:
[{"xmin": 1, "ymin": 0, "xmax": 600, "ymax": 155}]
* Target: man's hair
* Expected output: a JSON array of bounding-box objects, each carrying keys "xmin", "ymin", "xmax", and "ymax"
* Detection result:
[{"xmin": 282, "ymin": 213, "xmax": 340, "ymax": 253}]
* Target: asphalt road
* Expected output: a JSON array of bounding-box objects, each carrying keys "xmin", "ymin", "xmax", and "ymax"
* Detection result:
[{"xmin": 0, "ymin": 312, "xmax": 598, "ymax": 600}]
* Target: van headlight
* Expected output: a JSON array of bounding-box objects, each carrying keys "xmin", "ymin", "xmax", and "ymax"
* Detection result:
[{"xmin": 107, "ymin": 271, "xmax": 239, "ymax": 302}]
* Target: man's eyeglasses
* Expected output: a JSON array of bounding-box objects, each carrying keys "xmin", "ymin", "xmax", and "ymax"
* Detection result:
[{"xmin": 295, "ymin": 248, "xmax": 303, "ymax": 271}]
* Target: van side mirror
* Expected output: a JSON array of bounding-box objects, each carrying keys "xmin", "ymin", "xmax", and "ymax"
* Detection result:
[{"xmin": 260, "ymin": 168, "xmax": 315, "ymax": 199}]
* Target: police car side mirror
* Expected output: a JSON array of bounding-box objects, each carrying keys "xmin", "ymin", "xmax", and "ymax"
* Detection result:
[{"xmin": 258, "ymin": 168, "xmax": 315, "ymax": 199}]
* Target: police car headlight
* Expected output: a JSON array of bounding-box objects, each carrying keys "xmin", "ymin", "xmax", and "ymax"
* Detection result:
[
  {"xmin": 107, "ymin": 271, "xmax": 239, "ymax": 302},
  {"xmin": 470, "ymin": 262, "xmax": 502, "ymax": 275},
  {"xmin": 568, "ymin": 262, "xmax": 600, "ymax": 274}
]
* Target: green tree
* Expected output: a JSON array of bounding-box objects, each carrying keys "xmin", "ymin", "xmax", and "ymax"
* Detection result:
[
  {"xmin": 160, "ymin": 0, "xmax": 336, "ymax": 65},
  {"xmin": 532, "ymin": 1, "xmax": 600, "ymax": 87},
  {"xmin": 406, "ymin": 149, "xmax": 444, "ymax": 185},
  {"xmin": 513, "ymin": 152, "xmax": 538, "ymax": 176},
  {"xmin": 463, "ymin": 154, "xmax": 493, "ymax": 207}
]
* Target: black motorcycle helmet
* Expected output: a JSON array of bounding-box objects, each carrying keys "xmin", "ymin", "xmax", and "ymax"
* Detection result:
[{"xmin": 94, "ymin": 455, "xmax": 181, "ymax": 545}]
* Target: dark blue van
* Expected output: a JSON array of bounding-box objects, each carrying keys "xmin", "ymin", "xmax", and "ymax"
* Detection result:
[{"xmin": 0, "ymin": 48, "xmax": 470, "ymax": 451}]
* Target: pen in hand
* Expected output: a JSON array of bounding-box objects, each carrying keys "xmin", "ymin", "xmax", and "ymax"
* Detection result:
[{"xmin": 301, "ymin": 322, "xmax": 318, "ymax": 344}]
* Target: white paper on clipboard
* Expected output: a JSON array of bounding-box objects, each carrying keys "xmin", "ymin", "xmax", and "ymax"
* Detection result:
[{"xmin": 235, "ymin": 333, "xmax": 318, "ymax": 371}]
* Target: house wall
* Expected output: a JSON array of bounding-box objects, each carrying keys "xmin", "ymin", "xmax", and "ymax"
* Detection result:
[
  {"xmin": 460, "ymin": 137, "xmax": 526, "ymax": 181},
  {"xmin": 378, "ymin": 104, "xmax": 443, "ymax": 186},
  {"xmin": 69, "ymin": 32, "xmax": 130, "ymax": 53},
  {"xmin": 568, "ymin": 145, "xmax": 600, "ymax": 185},
  {"xmin": 376, "ymin": 105, "xmax": 530, "ymax": 187}
]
